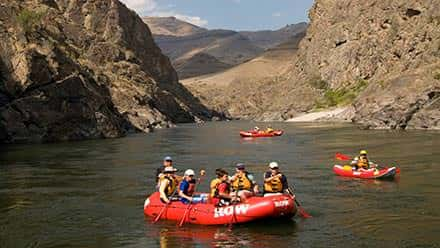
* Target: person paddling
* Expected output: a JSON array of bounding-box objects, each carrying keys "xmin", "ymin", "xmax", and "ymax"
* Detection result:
[
  {"xmin": 158, "ymin": 166, "xmax": 179, "ymax": 203},
  {"xmin": 211, "ymin": 169, "xmax": 234, "ymax": 207},
  {"xmin": 350, "ymin": 150, "xmax": 377, "ymax": 170},
  {"xmin": 263, "ymin": 162, "xmax": 289, "ymax": 196},
  {"xmin": 179, "ymin": 169, "xmax": 207, "ymax": 204},
  {"xmin": 230, "ymin": 163, "xmax": 259, "ymax": 201}
]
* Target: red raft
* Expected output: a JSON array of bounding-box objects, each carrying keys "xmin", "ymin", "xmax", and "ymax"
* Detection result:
[
  {"xmin": 333, "ymin": 165, "xmax": 398, "ymax": 179},
  {"xmin": 144, "ymin": 192, "xmax": 296, "ymax": 225},
  {"xmin": 239, "ymin": 130, "xmax": 283, "ymax": 137}
]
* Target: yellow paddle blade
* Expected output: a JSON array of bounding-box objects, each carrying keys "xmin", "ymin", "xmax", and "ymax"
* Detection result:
[{"xmin": 343, "ymin": 165, "xmax": 352, "ymax": 171}]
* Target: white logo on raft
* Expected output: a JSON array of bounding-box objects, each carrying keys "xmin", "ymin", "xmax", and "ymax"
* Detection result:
[
  {"xmin": 274, "ymin": 200, "xmax": 289, "ymax": 207},
  {"xmin": 214, "ymin": 204, "xmax": 250, "ymax": 218}
]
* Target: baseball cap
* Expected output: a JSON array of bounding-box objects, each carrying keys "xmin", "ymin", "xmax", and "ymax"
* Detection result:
[
  {"xmin": 163, "ymin": 156, "xmax": 172, "ymax": 161},
  {"xmin": 236, "ymin": 163, "xmax": 245, "ymax": 170}
]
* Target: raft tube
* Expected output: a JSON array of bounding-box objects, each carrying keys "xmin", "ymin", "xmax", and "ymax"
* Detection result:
[
  {"xmin": 144, "ymin": 192, "xmax": 296, "ymax": 225},
  {"xmin": 333, "ymin": 165, "xmax": 398, "ymax": 179},
  {"xmin": 239, "ymin": 130, "xmax": 283, "ymax": 137}
]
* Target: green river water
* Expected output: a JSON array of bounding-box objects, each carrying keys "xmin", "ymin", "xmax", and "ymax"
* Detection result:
[{"xmin": 1, "ymin": 121, "xmax": 439, "ymax": 247}]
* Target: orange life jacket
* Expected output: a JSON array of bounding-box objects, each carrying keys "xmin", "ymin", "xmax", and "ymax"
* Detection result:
[{"xmin": 358, "ymin": 157, "xmax": 369, "ymax": 169}]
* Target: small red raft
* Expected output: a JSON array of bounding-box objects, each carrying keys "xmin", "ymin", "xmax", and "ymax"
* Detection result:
[
  {"xmin": 333, "ymin": 165, "xmax": 399, "ymax": 179},
  {"xmin": 239, "ymin": 130, "xmax": 283, "ymax": 137},
  {"xmin": 144, "ymin": 192, "xmax": 296, "ymax": 225}
]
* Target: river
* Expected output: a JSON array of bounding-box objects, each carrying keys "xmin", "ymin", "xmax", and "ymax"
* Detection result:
[{"xmin": 1, "ymin": 121, "xmax": 439, "ymax": 247}]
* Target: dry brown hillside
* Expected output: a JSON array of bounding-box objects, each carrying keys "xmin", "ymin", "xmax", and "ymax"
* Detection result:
[{"xmin": 182, "ymin": 31, "xmax": 307, "ymax": 120}]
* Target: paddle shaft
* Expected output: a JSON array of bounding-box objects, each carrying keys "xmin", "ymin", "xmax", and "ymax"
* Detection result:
[
  {"xmin": 178, "ymin": 175, "xmax": 205, "ymax": 227},
  {"xmin": 152, "ymin": 188, "xmax": 178, "ymax": 223},
  {"xmin": 288, "ymin": 186, "xmax": 311, "ymax": 218}
]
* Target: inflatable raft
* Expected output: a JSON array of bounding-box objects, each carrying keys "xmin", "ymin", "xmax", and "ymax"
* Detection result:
[
  {"xmin": 144, "ymin": 192, "xmax": 296, "ymax": 225},
  {"xmin": 333, "ymin": 165, "xmax": 398, "ymax": 179},
  {"xmin": 239, "ymin": 130, "xmax": 283, "ymax": 137}
]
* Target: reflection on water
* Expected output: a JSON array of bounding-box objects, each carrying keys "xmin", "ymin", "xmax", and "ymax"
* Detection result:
[
  {"xmin": 0, "ymin": 121, "xmax": 439, "ymax": 247},
  {"xmin": 143, "ymin": 219, "xmax": 298, "ymax": 248}
]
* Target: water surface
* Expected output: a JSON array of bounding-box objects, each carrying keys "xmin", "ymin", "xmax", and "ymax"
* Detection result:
[{"xmin": 1, "ymin": 121, "xmax": 439, "ymax": 247}]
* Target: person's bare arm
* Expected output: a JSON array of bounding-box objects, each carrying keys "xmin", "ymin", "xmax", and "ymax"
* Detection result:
[{"xmin": 159, "ymin": 180, "xmax": 170, "ymax": 203}]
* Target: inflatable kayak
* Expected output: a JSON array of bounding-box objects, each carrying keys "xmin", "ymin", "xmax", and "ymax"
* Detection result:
[
  {"xmin": 144, "ymin": 192, "xmax": 296, "ymax": 225},
  {"xmin": 333, "ymin": 165, "xmax": 398, "ymax": 179},
  {"xmin": 239, "ymin": 130, "xmax": 283, "ymax": 137}
]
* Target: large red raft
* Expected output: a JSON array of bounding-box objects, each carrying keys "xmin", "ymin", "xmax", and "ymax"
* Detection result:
[
  {"xmin": 144, "ymin": 192, "xmax": 297, "ymax": 225},
  {"xmin": 239, "ymin": 130, "xmax": 283, "ymax": 137},
  {"xmin": 333, "ymin": 165, "xmax": 399, "ymax": 179}
]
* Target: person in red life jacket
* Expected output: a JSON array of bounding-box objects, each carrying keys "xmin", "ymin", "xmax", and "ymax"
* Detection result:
[
  {"xmin": 230, "ymin": 163, "xmax": 259, "ymax": 201},
  {"xmin": 263, "ymin": 162, "xmax": 289, "ymax": 196},
  {"xmin": 158, "ymin": 166, "xmax": 179, "ymax": 204},
  {"xmin": 211, "ymin": 169, "xmax": 234, "ymax": 207},
  {"xmin": 178, "ymin": 169, "xmax": 207, "ymax": 204}
]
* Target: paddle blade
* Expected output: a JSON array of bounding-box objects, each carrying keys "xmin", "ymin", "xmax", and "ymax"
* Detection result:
[
  {"xmin": 335, "ymin": 153, "xmax": 351, "ymax": 161},
  {"xmin": 298, "ymin": 207, "xmax": 312, "ymax": 218}
]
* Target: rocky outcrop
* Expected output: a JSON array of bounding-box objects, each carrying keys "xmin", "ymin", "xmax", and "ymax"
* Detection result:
[{"xmin": 0, "ymin": 0, "xmax": 221, "ymax": 143}]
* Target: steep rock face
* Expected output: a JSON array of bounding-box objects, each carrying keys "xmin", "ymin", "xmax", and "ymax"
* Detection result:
[
  {"xmin": 0, "ymin": 0, "xmax": 219, "ymax": 143},
  {"xmin": 291, "ymin": 0, "xmax": 440, "ymax": 129}
]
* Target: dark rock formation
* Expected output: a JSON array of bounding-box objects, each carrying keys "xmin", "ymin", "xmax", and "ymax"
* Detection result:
[{"xmin": 0, "ymin": 0, "xmax": 221, "ymax": 143}]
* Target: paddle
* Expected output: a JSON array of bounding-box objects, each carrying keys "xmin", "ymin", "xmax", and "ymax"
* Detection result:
[
  {"xmin": 152, "ymin": 188, "xmax": 178, "ymax": 223},
  {"xmin": 287, "ymin": 186, "xmax": 312, "ymax": 218},
  {"xmin": 228, "ymin": 189, "xmax": 240, "ymax": 229},
  {"xmin": 335, "ymin": 152, "xmax": 351, "ymax": 161},
  {"xmin": 178, "ymin": 171, "xmax": 206, "ymax": 227}
]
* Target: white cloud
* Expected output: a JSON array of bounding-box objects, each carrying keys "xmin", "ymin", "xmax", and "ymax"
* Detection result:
[
  {"xmin": 272, "ymin": 12, "xmax": 282, "ymax": 17},
  {"xmin": 120, "ymin": 0, "xmax": 208, "ymax": 27},
  {"xmin": 120, "ymin": 0, "xmax": 156, "ymax": 13}
]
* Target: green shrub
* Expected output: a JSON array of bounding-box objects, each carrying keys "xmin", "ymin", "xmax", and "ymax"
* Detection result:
[
  {"xmin": 315, "ymin": 78, "xmax": 368, "ymax": 108},
  {"xmin": 16, "ymin": 9, "xmax": 44, "ymax": 35},
  {"xmin": 434, "ymin": 72, "xmax": 440, "ymax": 81}
]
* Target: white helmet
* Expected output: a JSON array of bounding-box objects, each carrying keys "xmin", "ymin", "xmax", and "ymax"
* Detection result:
[
  {"xmin": 269, "ymin": 162, "xmax": 279, "ymax": 169},
  {"xmin": 184, "ymin": 169, "xmax": 195, "ymax": 176}
]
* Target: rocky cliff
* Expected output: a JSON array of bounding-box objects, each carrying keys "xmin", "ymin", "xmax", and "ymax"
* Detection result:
[
  {"xmin": 184, "ymin": 0, "xmax": 440, "ymax": 129},
  {"xmin": 295, "ymin": 0, "xmax": 440, "ymax": 129},
  {"xmin": 0, "ymin": 0, "xmax": 220, "ymax": 143}
]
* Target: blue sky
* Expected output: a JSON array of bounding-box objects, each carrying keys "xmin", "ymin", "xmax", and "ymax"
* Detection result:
[{"xmin": 120, "ymin": 0, "xmax": 314, "ymax": 31}]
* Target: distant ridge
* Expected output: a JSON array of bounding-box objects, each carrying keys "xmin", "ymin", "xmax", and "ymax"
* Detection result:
[{"xmin": 143, "ymin": 17, "xmax": 308, "ymax": 79}]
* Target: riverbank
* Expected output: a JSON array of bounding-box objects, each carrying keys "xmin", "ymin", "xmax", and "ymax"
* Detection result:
[{"xmin": 286, "ymin": 107, "xmax": 353, "ymax": 122}]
